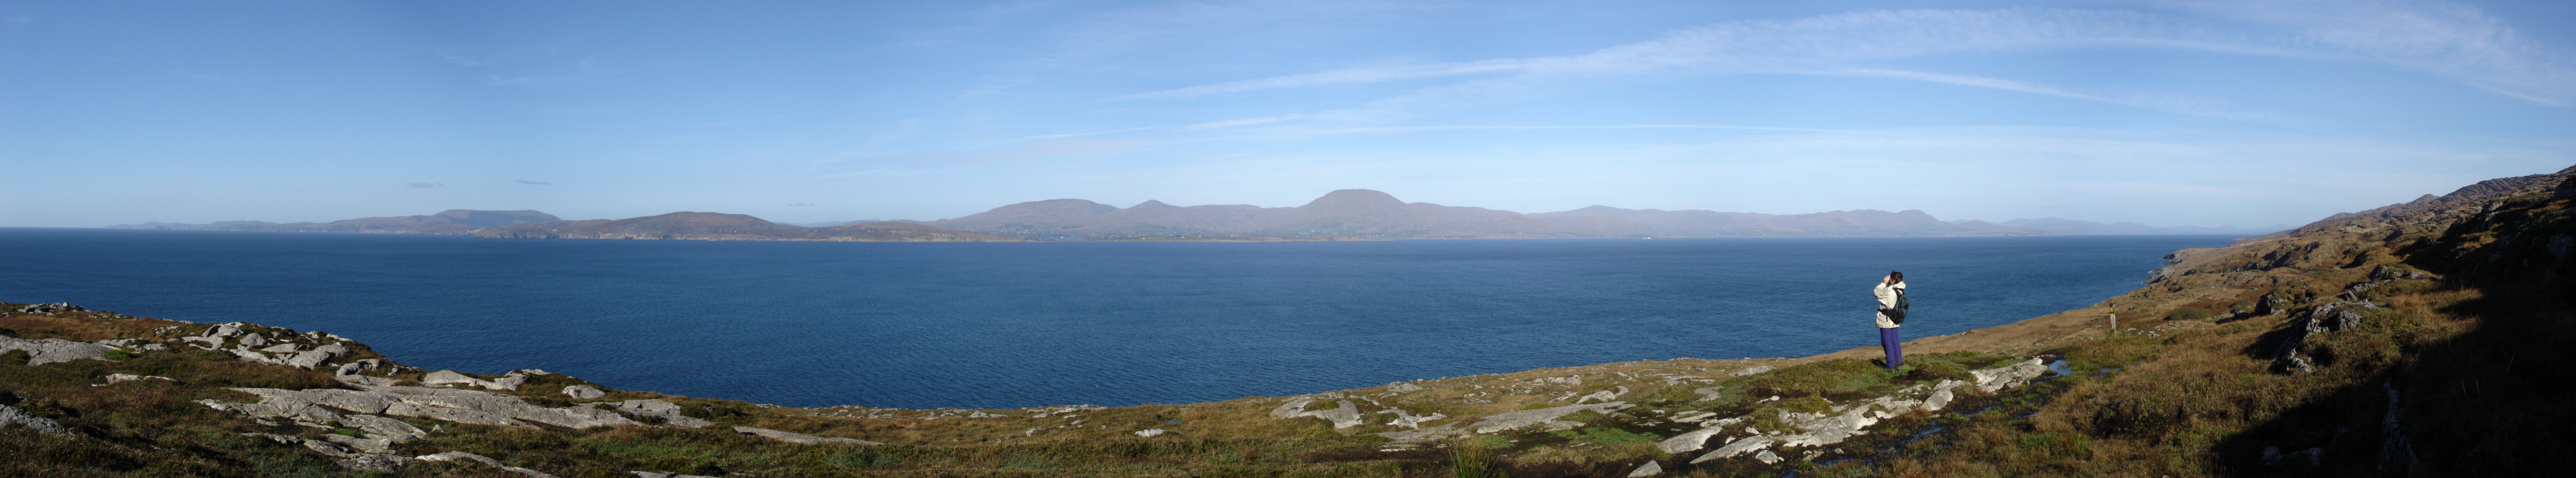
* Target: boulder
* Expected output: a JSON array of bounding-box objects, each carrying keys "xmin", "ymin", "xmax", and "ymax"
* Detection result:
[
  {"xmin": 260, "ymin": 343, "xmax": 304, "ymax": 353},
  {"xmin": 0, "ymin": 404, "xmax": 72, "ymax": 435},
  {"xmin": 562, "ymin": 385, "xmax": 607, "ymax": 399},
  {"xmin": 608, "ymin": 399, "xmax": 714, "ymax": 427},
  {"xmin": 238, "ymin": 333, "xmax": 269, "ymax": 347},
  {"xmin": 1133, "ymin": 428, "xmax": 1167, "ymax": 437},
  {"xmin": 1730, "ymin": 366, "xmax": 1774, "ymax": 377},
  {"xmin": 284, "ymin": 349, "xmax": 343, "ymax": 369},
  {"xmin": 421, "ymin": 368, "xmax": 529, "ymax": 390},
  {"xmin": 421, "ymin": 370, "xmax": 482, "ymax": 387},
  {"xmin": 732, "ymin": 426, "xmax": 884, "ymax": 445}
]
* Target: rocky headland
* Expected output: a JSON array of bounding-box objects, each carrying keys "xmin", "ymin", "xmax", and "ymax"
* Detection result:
[{"xmin": 12, "ymin": 164, "xmax": 2569, "ymax": 477}]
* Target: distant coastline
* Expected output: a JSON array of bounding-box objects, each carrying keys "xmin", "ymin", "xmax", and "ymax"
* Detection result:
[{"xmin": 105, "ymin": 189, "xmax": 2292, "ymax": 242}]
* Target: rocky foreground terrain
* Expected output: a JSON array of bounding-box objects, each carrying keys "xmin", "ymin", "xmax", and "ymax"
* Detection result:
[{"xmin": 12, "ymin": 165, "xmax": 2571, "ymax": 477}]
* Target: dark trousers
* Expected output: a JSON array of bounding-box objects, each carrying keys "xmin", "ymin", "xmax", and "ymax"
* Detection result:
[{"xmin": 1880, "ymin": 326, "xmax": 1903, "ymax": 369}]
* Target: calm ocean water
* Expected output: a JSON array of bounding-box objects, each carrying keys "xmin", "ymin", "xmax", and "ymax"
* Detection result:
[{"xmin": 0, "ymin": 228, "xmax": 2236, "ymax": 409}]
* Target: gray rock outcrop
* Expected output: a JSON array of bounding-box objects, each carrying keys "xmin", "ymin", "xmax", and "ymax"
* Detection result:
[
  {"xmin": 1469, "ymin": 401, "xmax": 1630, "ymax": 434},
  {"xmin": 2275, "ymin": 301, "xmax": 2381, "ymax": 373},
  {"xmin": 423, "ymin": 369, "xmax": 534, "ymax": 391},
  {"xmin": 607, "ymin": 399, "xmax": 714, "ymax": 427},
  {"xmin": 0, "ymin": 337, "xmax": 121, "ymax": 365},
  {"xmin": 1969, "ymin": 358, "xmax": 2050, "ymax": 393},
  {"xmin": 1377, "ymin": 407, "xmax": 1448, "ymax": 429},
  {"xmin": 1626, "ymin": 460, "xmax": 1663, "ymax": 477},
  {"xmin": 1660, "ymin": 358, "xmax": 2059, "ymax": 464},
  {"xmin": 1271, "ymin": 400, "xmax": 1366, "ymax": 429},
  {"xmin": 732, "ymin": 426, "xmax": 884, "ymax": 445},
  {"xmin": 418, "ymin": 451, "xmax": 560, "ymax": 477},
  {"xmin": 205, "ymin": 385, "xmax": 643, "ymax": 429},
  {"xmin": 1, "ymin": 404, "xmax": 72, "ymax": 435},
  {"xmin": 562, "ymin": 385, "xmax": 607, "ymax": 399},
  {"xmin": 97, "ymin": 373, "xmax": 175, "ymax": 386},
  {"xmin": 14, "ymin": 303, "xmax": 85, "ymax": 314},
  {"xmin": 334, "ymin": 454, "xmax": 412, "ymax": 472}
]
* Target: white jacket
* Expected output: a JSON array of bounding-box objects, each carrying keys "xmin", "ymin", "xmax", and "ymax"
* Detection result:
[{"xmin": 1873, "ymin": 281, "xmax": 1908, "ymax": 329}]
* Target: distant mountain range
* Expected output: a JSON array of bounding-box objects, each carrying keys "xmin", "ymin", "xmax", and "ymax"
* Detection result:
[
  {"xmin": 108, "ymin": 210, "xmax": 1029, "ymax": 243},
  {"xmin": 109, "ymin": 210, "xmax": 563, "ymax": 234},
  {"xmin": 462, "ymin": 212, "xmax": 1029, "ymax": 242},
  {"xmin": 862, "ymin": 189, "xmax": 2289, "ymax": 239},
  {"xmin": 105, "ymin": 190, "xmax": 2289, "ymax": 241}
]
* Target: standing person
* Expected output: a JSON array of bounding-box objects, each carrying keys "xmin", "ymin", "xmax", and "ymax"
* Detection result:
[{"xmin": 1874, "ymin": 272, "xmax": 1908, "ymax": 371}]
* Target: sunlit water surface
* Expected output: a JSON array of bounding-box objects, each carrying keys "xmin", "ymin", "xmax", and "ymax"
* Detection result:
[{"xmin": 0, "ymin": 228, "xmax": 2235, "ymax": 409}]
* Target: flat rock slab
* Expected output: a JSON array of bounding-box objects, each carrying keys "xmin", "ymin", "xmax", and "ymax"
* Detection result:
[
  {"xmin": 0, "ymin": 337, "xmax": 119, "ymax": 365},
  {"xmin": 215, "ymin": 385, "xmax": 642, "ymax": 429},
  {"xmin": 1472, "ymin": 401, "xmax": 1629, "ymax": 434},
  {"xmin": 1272, "ymin": 400, "xmax": 1365, "ymax": 429}
]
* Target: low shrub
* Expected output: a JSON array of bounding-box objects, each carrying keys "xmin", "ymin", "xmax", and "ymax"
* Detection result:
[{"xmin": 2165, "ymin": 307, "xmax": 2211, "ymax": 321}]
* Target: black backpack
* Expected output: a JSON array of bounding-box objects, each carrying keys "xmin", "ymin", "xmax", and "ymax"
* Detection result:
[{"xmin": 1881, "ymin": 288, "xmax": 1909, "ymax": 324}]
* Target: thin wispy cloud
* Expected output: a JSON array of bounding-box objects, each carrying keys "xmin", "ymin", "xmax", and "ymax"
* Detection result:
[
  {"xmin": 813, "ymin": 140, "xmax": 1144, "ymax": 178},
  {"xmin": 514, "ymin": 180, "xmax": 551, "ymax": 185},
  {"xmin": 1023, "ymin": 115, "xmax": 1305, "ymax": 139},
  {"xmin": 433, "ymin": 51, "xmax": 497, "ymax": 66},
  {"xmin": 485, "ymin": 57, "xmax": 623, "ymax": 85},
  {"xmin": 1826, "ymin": 68, "xmax": 2299, "ymax": 124},
  {"xmin": 1110, "ymin": 3, "xmax": 2576, "ymax": 110}
]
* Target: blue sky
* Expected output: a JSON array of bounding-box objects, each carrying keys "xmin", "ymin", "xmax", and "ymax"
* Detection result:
[{"xmin": 4, "ymin": 0, "xmax": 2572, "ymax": 228}]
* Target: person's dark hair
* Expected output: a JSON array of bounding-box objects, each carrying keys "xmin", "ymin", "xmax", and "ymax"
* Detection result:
[{"xmin": 1888, "ymin": 271, "xmax": 1904, "ymax": 283}]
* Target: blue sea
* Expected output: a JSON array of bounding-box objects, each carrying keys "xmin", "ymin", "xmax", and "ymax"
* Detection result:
[{"xmin": 0, "ymin": 228, "xmax": 2237, "ymax": 409}]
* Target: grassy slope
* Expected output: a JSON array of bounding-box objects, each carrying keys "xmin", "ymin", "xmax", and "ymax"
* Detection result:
[{"xmin": 3, "ymin": 170, "xmax": 2568, "ymax": 477}]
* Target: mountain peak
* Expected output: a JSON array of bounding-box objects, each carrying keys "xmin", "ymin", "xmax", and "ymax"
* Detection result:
[
  {"xmin": 973, "ymin": 199, "xmax": 1119, "ymax": 219},
  {"xmin": 1299, "ymin": 189, "xmax": 1405, "ymax": 211}
]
